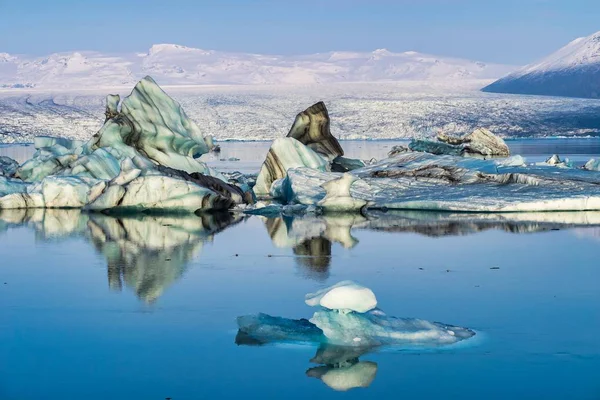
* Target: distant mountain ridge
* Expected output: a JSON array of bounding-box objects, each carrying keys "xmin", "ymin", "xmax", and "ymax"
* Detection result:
[
  {"xmin": 0, "ymin": 44, "xmax": 514, "ymax": 89},
  {"xmin": 482, "ymin": 31, "xmax": 600, "ymax": 98}
]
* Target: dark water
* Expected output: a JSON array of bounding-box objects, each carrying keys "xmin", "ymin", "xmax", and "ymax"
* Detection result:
[
  {"xmin": 1, "ymin": 140, "xmax": 600, "ymax": 399},
  {"xmin": 0, "ymin": 209, "xmax": 599, "ymax": 400}
]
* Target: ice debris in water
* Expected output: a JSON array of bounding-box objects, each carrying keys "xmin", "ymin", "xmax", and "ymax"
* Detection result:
[
  {"xmin": 317, "ymin": 174, "xmax": 369, "ymax": 212},
  {"xmin": 237, "ymin": 281, "xmax": 475, "ymax": 348},
  {"xmin": 408, "ymin": 128, "xmax": 510, "ymax": 158},
  {"xmin": 584, "ymin": 158, "xmax": 600, "ymax": 171},
  {"xmin": 253, "ymin": 137, "xmax": 329, "ymax": 196},
  {"xmin": 305, "ymin": 280, "xmax": 377, "ymax": 313}
]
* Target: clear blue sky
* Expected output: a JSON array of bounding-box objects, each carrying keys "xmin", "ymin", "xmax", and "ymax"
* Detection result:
[{"xmin": 1, "ymin": 0, "xmax": 599, "ymax": 65}]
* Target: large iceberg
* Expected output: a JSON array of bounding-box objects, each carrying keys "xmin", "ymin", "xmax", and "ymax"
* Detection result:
[
  {"xmin": 0, "ymin": 77, "xmax": 250, "ymax": 212},
  {"xmin": 268, "ymin": 151, "xmax": 600, "ymax": 212},
  {"xmin": 286, "ymin": 102, "xmax": 344, "ymax": 161}
]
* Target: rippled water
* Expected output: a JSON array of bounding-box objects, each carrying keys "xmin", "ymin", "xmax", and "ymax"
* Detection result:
[{"xmin": 1, "ymin": 140, "xmax": 600, "ymax": 399}]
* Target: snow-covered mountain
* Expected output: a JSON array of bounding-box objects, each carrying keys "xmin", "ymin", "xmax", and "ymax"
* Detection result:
[
  {"xmin": 482, "ymin": 31, "xmax": 600, "ymax": 98},
  {"xmin": 0, "ymin": 44, "xmax": 514, "ymax": 89}
]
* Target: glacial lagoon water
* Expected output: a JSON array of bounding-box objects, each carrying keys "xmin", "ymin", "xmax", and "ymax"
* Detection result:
[{"xmin": 0, "ymin": 140, "xmax": 599, "ymax": 399}]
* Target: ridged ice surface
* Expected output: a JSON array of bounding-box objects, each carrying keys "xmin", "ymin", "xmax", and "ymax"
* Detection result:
[{"xmin": 275, "ymin": 151, "xmax": 600, "ymax": 212}]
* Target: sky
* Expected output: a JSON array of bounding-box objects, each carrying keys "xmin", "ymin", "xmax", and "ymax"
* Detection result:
[{"xmin": 1, "ymin": 0, "xmax": 599, "ymax": 65}]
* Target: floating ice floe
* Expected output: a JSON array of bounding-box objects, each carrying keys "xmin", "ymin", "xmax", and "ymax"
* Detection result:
[
  {"xmin": 0, "ymin": 77, "xmax": 251, "ymax": 212},
  {"xmin": 266, "ymin": 151, "xmax": 600, "ymax": 212},
  {"xmin": 408, "ymin": 128, "xmax": 509, "ymax": 158},
  {"xmin": 235, "ymin": 281, "xmax": 473, "ymax": 390},
  {"xmin": 236, "ymin": 281, "xmax": 475, "ymax": 348},
  {"xmin": 584, "ymin": 158, "xmax": 600, "ymax": 171}
]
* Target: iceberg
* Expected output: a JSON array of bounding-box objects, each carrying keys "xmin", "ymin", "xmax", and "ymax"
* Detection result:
[
  {"xmin": 317, "ymin": 173, "xmax": 369, "ymax": 212},
  {"xmin": 253, "ymin": 137, "xmax": 329, "ymax": 196},
  {"xmin": 0, "ymin": 156, "xmax": 18, "ymax": 177},
  {"xmin": 437, "ymin": 128, "xmax": 510, "ymax": 157},
  {"xmin": 0, "ymin": 77, "xmax": 248, "ymax": 212},
  {"xmin": 236, "ymin": 281, "xmax": 475, "ymax": 348},
  {"xmin": 286, "ymin": 102, "xmax": 344, "ymax": 160},
  {"xmin": 408, "ymin": 128, "xmax": 509, "ymax": 158},
  {"xmin": 273, "ymin": 152, "xmax": 600, "ymax": 212},
  {"xmin": 584, "ymin": 158, "xmax": 600, "ymax": 171}
]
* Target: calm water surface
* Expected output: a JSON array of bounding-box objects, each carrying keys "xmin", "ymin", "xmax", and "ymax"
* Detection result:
[{"xmin": 0, "ymin": 140, "xmax": 599, "ymax": 399}]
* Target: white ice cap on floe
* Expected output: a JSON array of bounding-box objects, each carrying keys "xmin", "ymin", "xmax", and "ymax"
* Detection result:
[{"xmin": 305, "ymin": 280, "xmax": 378, "ymax": 313}]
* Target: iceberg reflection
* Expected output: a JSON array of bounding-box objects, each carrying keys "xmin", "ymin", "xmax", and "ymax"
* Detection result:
[
  {"xmin": 0, "ymin": 209, "xmax": 242, "ymax": 303},
  {"xmin": 261, "ymin": 210, "xmax": 600, "ymax": 280}
]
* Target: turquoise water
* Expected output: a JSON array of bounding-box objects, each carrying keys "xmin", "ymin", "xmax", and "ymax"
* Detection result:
[{"xmin": 0, "ymin": 209, "xmax": 599, "ymax": 399}]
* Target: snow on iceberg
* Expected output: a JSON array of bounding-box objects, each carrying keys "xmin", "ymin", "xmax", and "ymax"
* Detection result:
[{"xmin": 305, "ymin": 280, "xmax": 377, "ymax": 313}]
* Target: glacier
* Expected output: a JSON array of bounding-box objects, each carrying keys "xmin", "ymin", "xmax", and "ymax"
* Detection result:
[{"xmin": 3, "ymin": 81, "xmax": 600, "ymax": 145}]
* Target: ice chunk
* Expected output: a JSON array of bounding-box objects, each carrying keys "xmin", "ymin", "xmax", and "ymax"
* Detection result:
[
  {"xmin": 0, "ymin": 156, "xmax": 18, "ymax": 177},
  {"xmin": 309, "ymin": 309, "xmax": 474, "ymax": 347},
  {"xmin": 305, "ymin": 280, "xmax": 377, "ymax": 313},
  {"xmin": 437, "ymin": 128, "xmax": 510, "ymax": 157},
  {"xmin": 387, "ymin": 145, "xmax": 409, "ymax": 157},
  {"xmin": 409, "ymin": 139, "xmax": 463, "ymax": 156},
  {"xmin": 331, "ymin": 156, "xmax": 365, "ymax": 172},
  {"xmin": 87, "ymin": 175, "xmax": 234, "ymax": 213},
  {"xmin": 33, "ymin": 136, "xmax": 84, "ymax": 151},
  {"xmin": 318, "ymin": 173, "xmax": 368, "ymax": 212},
  {"xmin": 235, "ymin": 313, "xmax": 324, "ymax": 345},
  {"xmin": 254, "ymin": 138, "xmax": 328, "ymax": 196},
  {"xmin": 88, "ymin": 76, "xmax": 214, "ymax": 174},
  {"xmin": 584, "ymin": 158, "xmax": 600, "ymax": 171},
  {"xmin": 286, "ymin": 102, "xmax": 343, "ymax": 160},
  {"xmin": 541, "ymin": 154, "xmax": 573, "ymax": 168}
]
